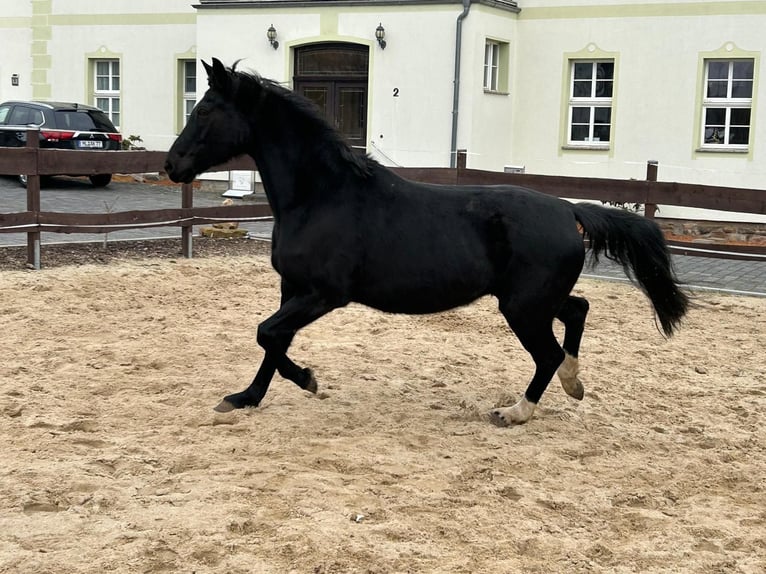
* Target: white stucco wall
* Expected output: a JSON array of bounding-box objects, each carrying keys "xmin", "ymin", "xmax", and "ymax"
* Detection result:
[
  {"xmin": 457, "ymin": 5, "xmax": 517, "ymax": 171},
  {"xmin": 0, "ymin": 3, "xmax": 33, "ymax": 104},
  {"xmin": 2, "ymin": 0, "xmax": 197, "ymax": 152},
  {"xmin": 50, "ymin": 0, "xmax": 196, "ymax": 151},
  {"xmin": 195, "ymin": 4, "xmax": 469, "ymax": 168},
  {"xmin": 1, "ymin": 0, "xmax": 764, "ymax": 223},
  {"xmin": 340, "ymin": 9, "xmax": 458, "ymax": 167},
  {"xmin": 512, "ymin": 2, "xmax": 766, "ymax": 193}
]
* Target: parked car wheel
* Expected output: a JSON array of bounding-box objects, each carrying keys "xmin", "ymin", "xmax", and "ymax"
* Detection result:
[{"xmin": 89, "ymin": 174, "xmax": 112, "ymax": 187}]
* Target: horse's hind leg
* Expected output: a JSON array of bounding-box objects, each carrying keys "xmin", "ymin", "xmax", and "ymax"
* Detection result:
[
  {"xmin": 555, "ymin": 296, "xmax": 589, "ymax": 400},
  {"xmin": 490, "ymin": 304, "xmax": 565, "ymax": 426}
]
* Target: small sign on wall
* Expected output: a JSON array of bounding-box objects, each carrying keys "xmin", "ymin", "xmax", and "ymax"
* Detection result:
[{"xmin": 223, "ymin": 170, "xmax": 254, "ymax": 198}]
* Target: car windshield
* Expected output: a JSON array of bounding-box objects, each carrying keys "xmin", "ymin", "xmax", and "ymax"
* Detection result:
[{"xmin": 55, "ymin": 110, "xmax": 115, "ymax": 132}]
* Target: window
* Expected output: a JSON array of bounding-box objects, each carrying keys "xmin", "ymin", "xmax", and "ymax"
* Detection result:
[
  {"xmin": 94, "ymin": 59, "xmax": 120, "ymax": 128},
  {"xmin": 483, "ymin": 39, "xmax": 509, "ymax": 94},
  {"xmin": 8, "ymin": 106, "xmax": 43, "ymax": 126},
  {"xmin": 182, "ymin": 60, "xmax": 196, "ymax": 125},
  {"xmin": 701, "ymin": 59, "xmax": 753, "ymax": 149},
  {"xmin": 568, "ymin": 60, "xmax": 614, "ymax": 146},
  {"xmin": 484, "ymin": 41, "xmax": 500, "ymax": 91}
]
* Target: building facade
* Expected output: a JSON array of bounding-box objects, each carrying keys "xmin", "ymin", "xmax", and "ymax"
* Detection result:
[{"xmin": 1, "ymin": 0, "xmax": 764, "ymax": 219}]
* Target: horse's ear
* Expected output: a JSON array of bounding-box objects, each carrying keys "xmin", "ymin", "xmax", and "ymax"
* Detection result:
[{"xmin": 205, "ymin": 57, "xmax": 233, "ymax": 96}]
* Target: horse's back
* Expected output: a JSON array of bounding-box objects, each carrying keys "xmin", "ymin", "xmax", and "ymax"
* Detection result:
[{"xmin": 348, "ymin": 171, "xmax": 585, "ymax": 313}]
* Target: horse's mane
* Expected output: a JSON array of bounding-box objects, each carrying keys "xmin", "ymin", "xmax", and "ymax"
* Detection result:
[{"xmin": 229, "ymin": 63, "xmax": 376, "ymax": 179}]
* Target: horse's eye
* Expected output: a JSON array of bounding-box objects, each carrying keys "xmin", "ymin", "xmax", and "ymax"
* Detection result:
[{"xmin": 197, "ymin": 107, "xmax": 210, "ymax": 118}]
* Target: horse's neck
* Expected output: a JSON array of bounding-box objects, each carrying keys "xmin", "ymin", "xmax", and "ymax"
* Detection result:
[
  {"xmin": 248, "ymin": 132, "xmax": 348, "ymax": 217},
  {"xmin": 249, "ymin": 149, "xmax": 293, "ymax": 218}
]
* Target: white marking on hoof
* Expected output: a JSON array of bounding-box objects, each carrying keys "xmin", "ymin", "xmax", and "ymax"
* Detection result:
[
  {"xmin": 213, "ymin": 400, "xmax": 235, "ymax": 413},
  {"xmin": 489, "ymin": 397, "xmax": 536, "ymax": 426},
  {"xmin": 303, "ymin": 369, "xmax": 318, "ymax": 394},
  {"xmin": 557, "ymin": 353, "xmax": 584, "ymax": 400}
]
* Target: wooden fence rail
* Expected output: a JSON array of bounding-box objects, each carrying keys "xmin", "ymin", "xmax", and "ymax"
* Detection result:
[{"xmin": 1, "ymin": 132, "xmax": 764, "ymax": 269}]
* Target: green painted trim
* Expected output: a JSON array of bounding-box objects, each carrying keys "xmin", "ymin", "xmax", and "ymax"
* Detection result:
[
  {"xmin": 32, "ymin": 0, "xmax": 52, "ymax": 15},
  {"xmin": 320, "ymin": 11, "xmax": 338, "ymax": 35},
  {"xmin": 485, "ymin": 36, "xmax": 512, "ymax": 93},
  {"xmin": 198, "ymin": 0, "xmax": 518, "ymax": 11},
  {"xmin": 33, "ymin": 85, "xmax": 52, "ymax": 99},
  {"xmin": 195, "ymin": 3, "xmax": 459, "ymax": 17},
  {"xmin": 48, "ymin": 14, "xmax": 195, "ymax": 26},
  {"xmin": 285, "ymin": 36, "xmax": 376, "ymax": 79},
  {"xmin": 31, "ymin": 41, "xmax": 47, "ymax": 56},
  {"xmin": 30, "ymin": 0, "xmax": 51, "ymax": 100},
  {"xmin": 84, "ymin": 48, "xmax": 123, "ymax": 127},
  {"xmin": 32, "ymin": 55, "xmax": 52, "ymax": 69},
  {"xmin": 521, "ymin": 1, "xmax": 766, "ymax": 20},
  {"xmin": 175, "ymin": 47, "xmax": 198, "ymax": 134},
  {"xmin": 474, "ymin": 2, "xmax": 520, "ymax": 19},
  {"xmin": 31, "ymin": 70, "xmax": 48, "ymax": 84},
  {"xmin": 284, "ymin": 38, "xmax": 375, "ymax": 153},
  {"xmin": 0, "ymin": 18, "xmax": 30, "ymax": 28},
  {"xmin": 558, "ymin": 44, "xmax": 619, "ymax": 157},
  {"xmin": 31, "ymin": 26, "xmax": 52, "ymax": 41},
  {"xmin": 692, "ymin": 43, "xmax": 759, "ymax": 160}
]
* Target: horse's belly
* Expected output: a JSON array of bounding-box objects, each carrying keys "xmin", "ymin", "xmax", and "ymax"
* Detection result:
[{"xmin": 354, "ymin": 270, "xmax": 491, "ymax": 315}]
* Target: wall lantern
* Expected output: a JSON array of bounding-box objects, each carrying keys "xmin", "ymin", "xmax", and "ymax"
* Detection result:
[
  {"xmin": 267, "ymin": 25, "xmax": 279, "ymax": 50},
  {"xmin": 375, "ymin": 23, "xmax": 386, "ymax": 49},
  {"xmin": 11, "ymin": 74, "xmax": 19, "ymax": 86}
]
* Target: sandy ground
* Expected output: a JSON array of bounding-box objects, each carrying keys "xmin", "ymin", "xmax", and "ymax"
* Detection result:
[{"xmin": 1, "ymin": 254, "xmax": 764, "ymax": 574}]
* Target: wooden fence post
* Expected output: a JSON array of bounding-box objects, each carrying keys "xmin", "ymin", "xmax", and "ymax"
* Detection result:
[
  {"xmin": 26, "ymin": 129, "xmax": 41, "ymax": 270},
  {"xmin": 181, "ymin": 182, "xmax": 194, "ymax": 258},
  {"xmin": 645, "ymin": 160, "xmax": 658, "ymax": 220},
  {"xmin": 456, "ymin": 149, "xmax": 467, "ymax": 170},
  {"xmin": 456, "ymin": 149, "xmax": 467, "ymax": 184}
]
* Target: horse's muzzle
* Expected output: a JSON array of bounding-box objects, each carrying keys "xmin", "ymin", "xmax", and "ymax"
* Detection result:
[{"xmin": 164, "ymin": 155, "xmax": 195, "ymax": 184}]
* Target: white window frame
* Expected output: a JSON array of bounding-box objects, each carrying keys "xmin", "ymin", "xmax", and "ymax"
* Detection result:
[
  {"xmin": 484, "ymin": 41, "xmax": 500, "ymax": 92},
  {"xmin": 182, "ymin": 60, "xmax": 197, "ymax": 126},
  {"xmin": 567, "ymin": 60, "xmax": 614, "ymax": 147},
  {"xmin": 94, "ymin": 59, "xmax": 120, "ymax": 128},
  {"xmin": 701, "ymin": 59, "xmax": 753, "ymax": 151}
]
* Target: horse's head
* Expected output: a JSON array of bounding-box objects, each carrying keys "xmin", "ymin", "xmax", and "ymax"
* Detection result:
[{"xmin": 165, "ymin": 58, "xmax": 252, "ymax": 183}]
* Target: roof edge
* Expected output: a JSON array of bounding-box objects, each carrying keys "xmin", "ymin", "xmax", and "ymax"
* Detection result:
[{"xmin": 195, "ymin": 0, "xmax": 520, "ymax": 14}]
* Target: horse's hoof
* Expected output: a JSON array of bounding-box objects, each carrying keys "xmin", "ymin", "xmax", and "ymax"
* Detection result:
[
  {"xmin": 213, "ymin": 399, "xmax": 235, "ymax": 413},
  {"xmin": 489, "ymin": 409, "xmax": 511, "ymax": 427},
  {"xmin": 489, "ymin": 398, "xmax": 536, "ymax": 426},
  {"xmin": 303, "ymin": 368, "xmax": 318, "ymax": 394},
  {"xmin": 558, "ymin": 354, "xmax": 585, "ymax": 400},
  {"xmin": 215, "ymin": 390, "xmax": 260, "ymax": 411},
  {"xmin": 561, "ymin": 376, "xmax": 585, "ymax": 400}
]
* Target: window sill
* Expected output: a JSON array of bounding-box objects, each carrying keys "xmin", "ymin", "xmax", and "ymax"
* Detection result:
[
  {"xmin": 695, "ymin": 147, "xmax": 749, "ymax": 154},
  {"xmin": 483, "ymin": 89, "xmax": 509, "ymax": 96},
  {"xmin": 561, "ymin": 144, "xmax": 610, "ymax": 151}
]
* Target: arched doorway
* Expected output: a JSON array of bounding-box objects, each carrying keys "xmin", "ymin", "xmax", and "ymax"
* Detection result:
[{"xmin": 294, "ymin": 43, "xmax": 369, "ymax": 150}]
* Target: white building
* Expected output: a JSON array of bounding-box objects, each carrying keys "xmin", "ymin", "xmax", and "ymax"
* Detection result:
[{"xmin": 2, "ymin": 0, "xmax": 765, "ymax": 214}]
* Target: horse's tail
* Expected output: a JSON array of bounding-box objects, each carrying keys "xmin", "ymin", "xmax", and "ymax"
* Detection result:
[{"xmin": 572, "ymin": 202, "xmax": 689, "ymax": 337}]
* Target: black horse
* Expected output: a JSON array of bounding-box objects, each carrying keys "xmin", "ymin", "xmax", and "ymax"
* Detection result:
[{"xmin": 165, "ymin": 58, "xmax": 689, "ymax": 425}]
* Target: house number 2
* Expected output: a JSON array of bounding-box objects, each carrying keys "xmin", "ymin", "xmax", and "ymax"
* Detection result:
[{"xmin": 393, "ymin": 88, "xmax": 400, "ymax": 97}]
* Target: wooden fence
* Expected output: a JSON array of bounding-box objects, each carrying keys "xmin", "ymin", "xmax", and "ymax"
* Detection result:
[{"xmin": 1, "ymin": 132, "xmax": 764, "ymax": 269}]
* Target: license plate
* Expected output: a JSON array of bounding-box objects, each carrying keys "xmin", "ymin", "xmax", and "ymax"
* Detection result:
[{"xmin": 77, "ymin": 140, "xmax": 103, "ymax": 149}]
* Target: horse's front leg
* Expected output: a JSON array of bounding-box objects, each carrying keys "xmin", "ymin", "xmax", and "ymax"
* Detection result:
[
  {"xmin": 213, "ymin": 355, "xmax": 278, "ymax": 412},
  {"xmin": 214, "ymin": 291, "xmax": 339, "ymax": 412}
]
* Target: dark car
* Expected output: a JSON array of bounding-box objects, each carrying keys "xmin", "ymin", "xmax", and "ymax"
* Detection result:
[{"xmin": 0, "ymin": 100, "xmax": 122, "ymax": 187}]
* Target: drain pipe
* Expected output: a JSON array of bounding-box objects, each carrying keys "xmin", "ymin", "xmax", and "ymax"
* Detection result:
[{"xmin": 450, "ymin": 0, "xmax": 472, "ymax": 168}]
